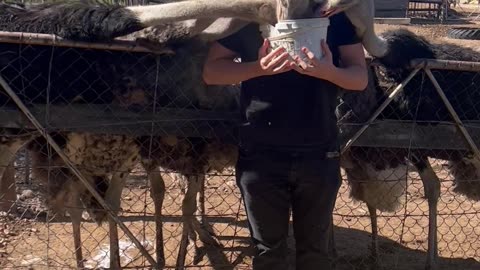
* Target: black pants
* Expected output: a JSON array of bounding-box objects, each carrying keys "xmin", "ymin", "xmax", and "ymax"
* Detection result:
[{"xmin": 236, "ymin": 144, "xmax": 341, "ymax": 270}]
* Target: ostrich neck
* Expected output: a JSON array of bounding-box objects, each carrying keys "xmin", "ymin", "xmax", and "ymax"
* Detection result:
[{"xmin": 127, "ymin": 0, "xmax": 277, "ymax": 26}]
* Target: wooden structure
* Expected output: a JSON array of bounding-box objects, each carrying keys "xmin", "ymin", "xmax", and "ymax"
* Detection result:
[
  {"xmin": 407, "ymin": 0, "xmax": 447, "ymax": 20},
  {"xmin": 375, "ymin": 0, "xmax": 410, "ymax": 17},
  {"xmin": 374, "ymin": 0, "xmax": 449, "ymax": 20}
]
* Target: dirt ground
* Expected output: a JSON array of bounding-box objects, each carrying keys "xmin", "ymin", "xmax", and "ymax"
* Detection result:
[
  {"xmin": 2, "ymin": 9, "xmax": 480, "ymax": 270},
  {"xmin": 2, "ymin": 159, "xmax": 480, "ymax": 270}
]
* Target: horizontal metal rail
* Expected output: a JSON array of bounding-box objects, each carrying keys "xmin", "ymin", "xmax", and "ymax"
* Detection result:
[{"xmin": 0, "ymin": 31, "xmax": 173, "ymax": 54}]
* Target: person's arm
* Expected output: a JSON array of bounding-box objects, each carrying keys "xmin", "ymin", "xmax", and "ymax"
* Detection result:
[
  {"xmin": 202, "ymin": 42, "xmax": 262, "ymax": 85},
  {"xmin": 291, "ymin": 40, "xmax": 368, "ymax": 91},
  {"xmin": 334, "ymin": 42, "xmax": 369, "ymax": 90},
  {"xmin": 203, "ymin": 39, "xmax": 293, "ymax": 86}
]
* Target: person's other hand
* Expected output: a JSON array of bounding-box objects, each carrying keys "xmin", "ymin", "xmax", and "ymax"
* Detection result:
[
  {"xmin": 291, "ymin": 39, "xmax": 336, "ymax": 80},
  {"xmin": 256, "ymin": 39, "xmax": 294, "ymax": 76}
]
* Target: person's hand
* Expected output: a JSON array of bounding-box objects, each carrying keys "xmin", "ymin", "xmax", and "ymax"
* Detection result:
[
  {"xmin": 256, "ymin": 39, "xmax": 294, "ymax": 76},
  {"xmin": 291, "ymin": 39, "xmax": 337, "ymax": 80}
]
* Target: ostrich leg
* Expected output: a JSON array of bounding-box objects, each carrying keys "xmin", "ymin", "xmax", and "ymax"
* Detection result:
[
  {"xmin": 0, "ymin": 136, "xmax": 35, "ymax": 210},
  {"xmin": 0, "ymin": 145, "xmax": 19, "ymax": 182},
  {"xmin": 192, "ymin": 175, "xmax": 207, "ymax": 265},
  {"xmin": 190, "ymin": 172, "xmax": 222, "ymax": 264},
  {"xmin": 193, "ymin": 173, "xmax": 218, "ymax": 241},
  {"xmin": 411, "ymin": 155, "xmax": 439, "ymax": 270},
  {"xmin": 198, "ymin": 175, "xmax": 206, "ymax": 225},
  {"xmin": 107, "ymin": 217, "xmax": 121, "ymax": 269},
  {"xmin": 0, "ymin": 159, "xmax": 16, "ymax": 212},
  {"xmin": 340, "ymin": 151, "xmax": 379, "ymax": 263},
  {"xmin": 367, "ymin": 204, "xmax": 379, "ymax": 268},
  {"xmin": 105, "ymin": 171, "xmax": 134, "ymax": 269},
  {"xmin": 176, "ymin": 174, "xmax": 204, "ymax": 269},
  {"xmin": 67, "ymin": 187, "xmax": 85, "ymax": 269},
  {"xmin": 143, "ymin": 161, "xmax": 166, "ymax": 269}
]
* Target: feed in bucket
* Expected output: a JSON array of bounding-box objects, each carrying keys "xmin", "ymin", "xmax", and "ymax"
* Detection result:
[{"xmin": 260, "ymin": 18, "xmax": 330, "ymax": 62}]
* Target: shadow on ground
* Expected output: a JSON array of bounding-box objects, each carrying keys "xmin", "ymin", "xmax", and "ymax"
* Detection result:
[{"xmin": 207, "ymin": 218, "xmax": 480, "ymax": 270}]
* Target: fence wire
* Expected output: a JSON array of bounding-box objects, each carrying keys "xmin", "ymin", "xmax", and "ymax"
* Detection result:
[
  {"xmin": 447, "ymin": 1, "xmax": 480, "ymax": 21},
  {"xmin": 0, "ymin": 9, "xmax": 479, "ymax": 270},
  {"xmin": 406, "ymin": 1, "xmax": 480, "ymax": 22}
]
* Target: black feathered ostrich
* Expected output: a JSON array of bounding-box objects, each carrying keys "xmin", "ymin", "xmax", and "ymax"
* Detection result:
[{"xmin": 339, "ymin": 28, "xmax": 480, "ymax": 270}]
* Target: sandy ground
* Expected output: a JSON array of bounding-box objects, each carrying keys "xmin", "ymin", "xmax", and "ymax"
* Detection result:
[
  {"xmin": 2, "ymin": 160, "xmax": 480, "ymax": 270},
  {"xmin": 2, "ymin": 9, "xmax": 480, "ymax": 270}
]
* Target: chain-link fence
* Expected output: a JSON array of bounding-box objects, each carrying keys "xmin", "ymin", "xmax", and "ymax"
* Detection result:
[
  {"xmin": 0, "ymin": 34, "xmax": 479, "ymax": 270},
  {"xmin": 444, "ymin": 1, "xmax": 480, "ymax": 21},
  {"xmin": 337, "ymin": 54, "xmax": 480, "ymax": 269},
  {"xmin": 0, "ymin": 28, "xmax": 242, "ymax": 269}
]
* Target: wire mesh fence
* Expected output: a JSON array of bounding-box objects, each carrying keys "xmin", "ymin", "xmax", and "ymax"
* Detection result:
[
  {"xmin": 0, "ymin": 35, "xmax": 478, "ymax": 270},
  {"xmin": 336, "ymin": 56, "xmax": 480, "ymax": 269},
  {"xmin": 444, "ymin": 1, "xmax": 480, "ymax": 21},
  {"xmin": 0, "ymin": 2, "xmax": 479, "ymax": 270}
]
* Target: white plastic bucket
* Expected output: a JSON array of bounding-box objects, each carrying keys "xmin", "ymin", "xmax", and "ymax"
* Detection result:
[{"xmin": 261, "ymin": 17, "xmax": 330, "ymax": 61}]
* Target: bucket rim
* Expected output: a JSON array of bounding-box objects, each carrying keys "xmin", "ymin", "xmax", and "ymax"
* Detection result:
[
  {"xmin": 267, "ymin": 27, "xmax": 328, "ymax": 40},
  {"xmin": 276, "ymin": 17, "xmax": 330, "ymax": 27},
  {"xmin": 277, "ymin": 17, "xmax": 330, "ymax": 23}
]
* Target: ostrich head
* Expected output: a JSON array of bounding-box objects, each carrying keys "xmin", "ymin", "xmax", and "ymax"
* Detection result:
[
  {"xmin": 276, "ymin": 0, "xmax": 360, "ymax": 19},
  {"xmin": 105, "ymin": 42, "xmax": 239, "ymax": 113},
  {"xmin": 276, "ymin": 0, "xmax": 322, "ymax": 19},
  {"xmin": 315, "ymin": 0, "xmax": 361, "ymax": 17}
]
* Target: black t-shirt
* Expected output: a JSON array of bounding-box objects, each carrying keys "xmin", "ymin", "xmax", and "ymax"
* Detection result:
[{"xmin": 217, "ymin": 12, "xmax": 360, "ymax": 150}]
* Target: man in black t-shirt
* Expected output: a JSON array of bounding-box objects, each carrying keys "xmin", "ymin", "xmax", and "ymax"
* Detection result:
[{"xmin": 202, "ymin": 12, "xmax": 368, "ymax": 270}]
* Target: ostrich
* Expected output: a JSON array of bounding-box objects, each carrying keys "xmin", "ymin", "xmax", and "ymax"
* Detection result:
[
  {"xmin": 115, "ymin": 39, "xmax": 241, "ymax": 268},
  {"xmin": 0, "ymin": 36, "xmax": 170, "ymax": 268},
  {"xmin": 0, "ymin": 2, "xmax": 242, "ymax": 269},
  {"xmin": 338, "ymin": 28, "xmax": 480, "ymax": 270},
  {"xmin": 0, "ymin": 130, "xmax": 37, "ymax": 212},
  {"xmin": 0, "ymin": 35, "xmax": 135, "ymax": 214},
  {"xmin": 0, "ymin": 0, "xmax": 389, "ymax": 58},
  {"xmin": 0, "ymin": 41, "xmax": 239, "ymax": 269},
  {"xmin": 0, "ymin": 0, "xmax": 314, "ymax": 41},
  {"xmin": 26, "ymin": 132, "xmax": 142, "ymax": 269}
]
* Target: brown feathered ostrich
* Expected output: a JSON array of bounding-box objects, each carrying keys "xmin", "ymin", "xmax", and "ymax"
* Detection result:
[
  {"xmin": 124, "ymin": 40, "xmax": 241, "ymax": 268},
  {"xmin": 4, "ymin": 41, "xmax": 239, "ymax": 269},
  {"xmin": 0, "ymin": 43, "xmax": 239, "ymax": 269}
]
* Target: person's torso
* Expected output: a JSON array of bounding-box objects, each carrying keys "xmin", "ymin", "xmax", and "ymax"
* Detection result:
[{"xmin": 231, "ymin": 19, "xmax": 347, "ymax": 150}]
